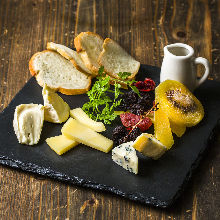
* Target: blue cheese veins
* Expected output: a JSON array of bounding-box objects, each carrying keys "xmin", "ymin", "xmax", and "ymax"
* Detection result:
[{"xmin": 112, "ymin": 141, "xmax": 138, "ymax": 174}]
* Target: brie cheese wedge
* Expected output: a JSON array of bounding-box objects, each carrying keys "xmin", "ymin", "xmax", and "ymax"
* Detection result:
[
  {"xmin": 13, "ymin": 104, "xmax": 44, "ymax": 145},
  {"xmin": 42, "ymin": 84, "xmax": 70, "ymax": 123}
]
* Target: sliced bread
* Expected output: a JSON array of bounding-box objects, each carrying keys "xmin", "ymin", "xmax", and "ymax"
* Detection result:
[
  {"xmin": 29, "ymin": 50, "xmax": 91, "ymax": 95},
  {"xmin": 98, "ymin": 38, "xmax": 140, "ymax": 80},
  {"xmin": 46, "ymin": 42, "xmax": 94, "ymax": 76},
  {"xmin": 74, "ymin": 32, "xmax": 104, "ymax": 74}
]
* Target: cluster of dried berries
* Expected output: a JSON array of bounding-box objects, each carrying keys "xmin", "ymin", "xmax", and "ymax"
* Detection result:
[
  {"xmin": 134, "ymin": 78, "xmax": 156, "ymax": 92},
  {"xmin": 112, "ymin": 78, "xmax": 156, "ymax": 145},
  {"xmin": 112, "ymin": 125, "xmax": 142, "ymax": 146},
  {"xmin": 119, "ymin": 90, "xmax": 154, "ymax": 115}
]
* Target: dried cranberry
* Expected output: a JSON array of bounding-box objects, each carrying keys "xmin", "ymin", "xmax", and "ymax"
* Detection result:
[
  {"xmin": 144, "ymin": 78, "xmax": 156, "ymax": 91},
  {"xmin": 137, "ymin": 117, "xmax": 152, "ymax": 132},
  {"xmin": 120, "ymin": 113, "xmax": 140, "ymax": 128},
  {"xmin": 134, "ymin": 78, "xmax": 156, "ymax": 92}
]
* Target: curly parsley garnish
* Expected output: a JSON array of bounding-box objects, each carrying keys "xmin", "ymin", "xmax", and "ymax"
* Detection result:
[{"xmin": 82, "ymin": 67, "xmax": 140, "ymax": 124}]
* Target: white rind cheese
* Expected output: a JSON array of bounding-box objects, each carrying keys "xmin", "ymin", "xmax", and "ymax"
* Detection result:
[
  {"xmin": 42, "ymin": 84, "xmax": 70, "ymax": 123},
  {"xmin": 13, "ymin": 104, "xmax": 44, "ymax": 145},
  {"xmin": 112, "ymin": 141, "xmax": 138, "ymax": 174}
]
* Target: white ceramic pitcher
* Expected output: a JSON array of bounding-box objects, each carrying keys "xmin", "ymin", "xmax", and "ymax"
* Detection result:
[{"xmin": 160, "ymin": 43, "xmax": 210, "ymax": 91}]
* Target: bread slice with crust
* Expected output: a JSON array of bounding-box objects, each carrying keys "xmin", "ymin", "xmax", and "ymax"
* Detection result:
[
  {"xmin": 98, "ymin": 38, "xmax": 140, "ymax": 80},
  {"xmin": 46, "ymin": 42, "xmax": 94, "ymax": 76},
  {"xmin": 74, "ymin": 32, "xmax": 104, "ymax": 74},
  {"xmin": 29, "ymin": 50, "xmax": 91, "ymax": 95}
]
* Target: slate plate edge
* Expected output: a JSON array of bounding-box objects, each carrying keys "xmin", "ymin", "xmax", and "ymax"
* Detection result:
[{"xmin": 0, "ymin": 118, "xmax": 219, "ymax": 208}]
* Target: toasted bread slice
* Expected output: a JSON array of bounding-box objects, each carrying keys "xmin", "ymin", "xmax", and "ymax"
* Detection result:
[
  {"xmin": 98, "ymin": 38, "xmax": 140, "ymax": 80},
  {"xmin": 46, "ymin": 42, "xmax": 94, "ymax": 76},
  {"xmin": 29, "ymin": 50, "xmax": 91, "ymax": 95},
  {"xmin": 74, "ymin": 32, "xmax": 104, "ymax": 74}
]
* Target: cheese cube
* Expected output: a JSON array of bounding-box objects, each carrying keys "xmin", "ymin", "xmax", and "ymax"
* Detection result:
[
  {"xmin": 46, "ymin": 135, "xmax": 78, "ymax": 155},
  {"xmin": 70, "ymin": 108, "xmax": 106, "ymax": 132},
  {"xmin": 133, "ymin": 133, "xmax": 167, "ymax": 160},
  {"xmin": 112, "ymin": 141, "xmax": 138, "ymax": 174},
  {"xmin": 61, "ymin": 118, "xmax": 113, "ymax": 153}
]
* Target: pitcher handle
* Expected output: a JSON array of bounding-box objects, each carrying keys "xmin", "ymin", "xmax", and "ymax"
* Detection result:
[{"xmin": 194, "ymin": 57, "xmax": 210, "ymax": 88}]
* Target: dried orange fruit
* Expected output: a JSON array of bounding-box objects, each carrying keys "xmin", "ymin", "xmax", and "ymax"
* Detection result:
[
  {"xmin": 154, "ymin": 104, "xmax": 174, "ymax": 149},
  {"xmin": 169, "ymin": 120, "xmax": 186, "ymax": 137},
  {"xmin": 155, "ymin": 80, "xmax": 204, "ymax": 127}
]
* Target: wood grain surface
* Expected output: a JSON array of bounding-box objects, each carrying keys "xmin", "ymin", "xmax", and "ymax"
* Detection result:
[{"xmin": 0, "ymin": 0, "xmax": 219, "ymax": 219}]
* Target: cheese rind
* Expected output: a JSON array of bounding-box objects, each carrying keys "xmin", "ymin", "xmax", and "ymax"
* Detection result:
[
  {"xmin": 133, "ymin": 133, "xmax": 167, "ymax": 160},
  {"xmin": 42, "ymin": 84, "xmax": 70, "ymax": 123},
  {"xmin": 61, "ymin": 118, "xmax": 113, "ymax": 153},
  {"xmin": 13, "ymin": 104, "xmax": 44, "ymax": 145},
  {"xmin": 112, "ymin": 141, "xmax": 138, "ymax": 174},
  {"xmin": 46, "ymin": 135, "xmax": 78, "ymax": 155},
  {"xmin": 70, "ymin": 108, "xmax": 106, "ymax": 132}
]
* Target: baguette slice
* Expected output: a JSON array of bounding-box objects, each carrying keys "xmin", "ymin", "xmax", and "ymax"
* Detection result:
[
  {"xmin": 29, "ymin": 50, "xmax": 92, "ymax": 95},
  {"xmin": 98, "ymin": 38, "xmax": 140, "ymax": 80},
  {"xmin": 46, "ymin": 42, "xmax": 94, "ymax": 76},
  {"xmin": 74, "ymin": 32, "xmax": 104, "ymax": 74}
]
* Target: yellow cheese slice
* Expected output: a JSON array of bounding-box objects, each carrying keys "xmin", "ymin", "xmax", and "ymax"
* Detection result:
[
  {"xmin": 46, "ymin": 135, "xmax": 78, "ymax": 155},
  {"xmin": 70, "ymin": 108, "xmax": 106, "ymax": 132},
  {"xmin": 61, "ymin": 118, "xmax": 113, "ymax": 153},
  {"xmin": 133, "ymin": 133, "xmax": 167, "ymax": 160}
]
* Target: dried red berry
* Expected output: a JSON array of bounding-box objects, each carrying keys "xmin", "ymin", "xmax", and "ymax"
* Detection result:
[
  {"xmin": 134, "ymin": 78, "xmax": 156, "ymax": 92},
  {"xmin": 137, "ymin": 117, "xmax": 152, "ymax": 132},
  {"xmin": 144, "ymin": 78, "xmax": 156, "ymax": 91},
  {"xmin": 120, "ymin": 113, "xmax": 140, "ymax": 127}
]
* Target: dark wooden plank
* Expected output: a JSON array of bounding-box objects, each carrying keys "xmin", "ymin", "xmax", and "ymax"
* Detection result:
[{"xmin": 0, "ymin": 0, "xmax": 219, "ymax": 219}]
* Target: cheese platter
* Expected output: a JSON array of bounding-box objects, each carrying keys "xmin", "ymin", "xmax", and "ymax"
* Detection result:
[{"xmin": 0, "ymin": 64, "xmax": 219, "ymax": 207}]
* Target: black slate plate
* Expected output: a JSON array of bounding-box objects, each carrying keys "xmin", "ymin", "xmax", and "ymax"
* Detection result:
[{"xmin": 0, "ymin": 65, "xmax": 219, "ymax": 208}]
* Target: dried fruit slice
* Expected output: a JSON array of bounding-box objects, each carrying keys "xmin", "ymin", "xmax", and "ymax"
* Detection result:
[
  {"xmin": 169, "ymin": 120, "xmax": 186, "ymax": 137},
  {"xmin": 120, "ymin": 113, "xmax": 140, "ymax": 127},
  {"xmin": 154, "ymin": 105, "xmax": 174, "ymax": 149},
  {"xmin": 155, "ymin": 80, "xmax": 204, "ymax": 127}
]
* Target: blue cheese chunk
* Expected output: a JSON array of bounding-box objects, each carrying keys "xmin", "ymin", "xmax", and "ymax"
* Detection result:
[{"xmin": 112, "ymin": 141, "xmax": 138, "ymax": 174}]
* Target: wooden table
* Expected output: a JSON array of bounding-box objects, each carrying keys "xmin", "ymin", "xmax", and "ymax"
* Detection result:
[{"xmin": 0, "ymin": 0, "xmax": 219, "ymax": 219}]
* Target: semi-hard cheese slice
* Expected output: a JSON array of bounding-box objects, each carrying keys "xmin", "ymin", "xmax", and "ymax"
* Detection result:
[
  {"xmin": 112, "ymin": 141, "xmax": 138, "ymax": 174},
  {"xmin": 133, "ymin": 133, "xmax": 167, "ymax": 160},
  {"xmin": 13, "ymin": 104, "xmax": 44, "ymax": 145},
  {"xmin": 46, "ymin": 135, "xmax": 78, "ymax": 155},
  {"xmin": 70, "ymin": 108, "xmax": 106, "ymax": 132},
  {"xmin": 61, "ymin": 118, "xmax": 113, "ymax": 153},
  {"xmin": 42, "ymin": 84, "xmax": 70, "ymax": 123}
]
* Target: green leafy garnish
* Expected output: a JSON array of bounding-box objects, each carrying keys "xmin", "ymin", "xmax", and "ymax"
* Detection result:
[
  {"xmin": 82, "ymin": 67, "xmax": 140, "ymax": 124},
  {"xmin": 117, "ymin": 72, "xmax": 131, "ymax": 80}
]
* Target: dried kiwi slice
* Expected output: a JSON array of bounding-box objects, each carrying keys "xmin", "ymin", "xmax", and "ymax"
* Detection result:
[{"xmin": 155, "ymin": 80, "xmax": 204, "ymax": 127}]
